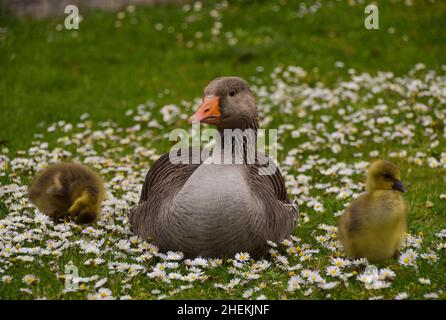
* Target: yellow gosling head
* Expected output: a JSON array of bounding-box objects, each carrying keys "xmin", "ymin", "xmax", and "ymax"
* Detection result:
[
  {"xmin": 68, "ymin": 189, "xmax": 101, "ymax": 224},
  {"xmin": 366, "ymin": 160, "xmax": 406, "ymax": 193}
]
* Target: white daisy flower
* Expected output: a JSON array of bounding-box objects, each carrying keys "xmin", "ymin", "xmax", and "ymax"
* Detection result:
[
  {"xmin": 287, "ymin": 275, "xmax": 304, "ymax": 292},
  {"xmin": 394, "ymin": 292, "xmax": 409, "ymax": 300},
  {"xmin": 326, "ymin": 266, "xmax": 341, "ymax": 277},
  {"xmin": 22, "ymin": 274, "xmax": 40, "ymax": 285},
  {"xmin": 235, "ymin": 252, "xmax": 251, "ymax": 262},
  {"xmin": 398, "ymin": 249, "xmax": 418, "ymax": 266},
  {"xmin": 418, "ymin": 278, "xmax": 431, "ymax": 285}
]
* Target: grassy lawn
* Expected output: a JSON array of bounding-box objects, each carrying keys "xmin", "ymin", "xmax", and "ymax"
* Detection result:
[{"xmin": 0, "ymin": 0, "xmax": 446, "ymax": 299}]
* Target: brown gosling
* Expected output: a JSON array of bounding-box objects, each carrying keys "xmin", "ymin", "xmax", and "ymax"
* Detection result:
[
  {"xmin": 338, "ymin": 160, "xmax": 408, "ymax": 263},
  {"xmin": 28, "ymin": 162, "xmax": 105, "ymax": 224}
]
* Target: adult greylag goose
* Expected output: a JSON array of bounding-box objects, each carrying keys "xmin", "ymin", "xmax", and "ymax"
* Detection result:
[{"xmin": 129, "ymin": 77, "xmax": 298, "ymax": 258}]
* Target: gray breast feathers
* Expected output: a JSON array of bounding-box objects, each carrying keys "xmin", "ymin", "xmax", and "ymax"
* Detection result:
[{"xmin": 128, "ymin": 148, "xmax": 298, "ymax": 258}]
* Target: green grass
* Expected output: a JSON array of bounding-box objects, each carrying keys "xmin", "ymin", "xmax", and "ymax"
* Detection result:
[
  {"xmin": 0, "ymin": 0, "xmax": 446, "ymax": 300},
  {"xmin": 1, "ymin": 0, "xmax": 446, "ymax": 151}
]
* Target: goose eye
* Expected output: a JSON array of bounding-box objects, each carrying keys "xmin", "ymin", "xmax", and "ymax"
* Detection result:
[
  {"xmin": 228, "ymin": 90, "xmax": 236, "ymax": 97},
  {"xmin": 382, "ymin": 173, "xmax": 393, "ymax": 180}
]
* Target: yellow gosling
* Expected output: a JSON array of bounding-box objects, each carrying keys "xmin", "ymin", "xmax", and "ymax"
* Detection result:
[
  {"xmin": 338, "ymin": 160, "xmax": 408, "ymax": 263},
  {"xmin": 28, "ymin": 162, "xmax": 105, "ymax": 224}
]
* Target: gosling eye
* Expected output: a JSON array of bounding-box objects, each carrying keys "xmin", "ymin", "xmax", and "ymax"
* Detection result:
[
  {"xmin": 382, "ymin": 173, "xmax": 394, "ymax": 180},
  {"xmin": 228, "ymin": 90, "xmax": 236, "ymax": 97}
]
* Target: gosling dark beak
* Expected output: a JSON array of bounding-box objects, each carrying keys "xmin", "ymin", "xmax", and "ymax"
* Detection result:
[{"xmin": 392, "ymin": 180, "xmax": 406, "ymax": 193}]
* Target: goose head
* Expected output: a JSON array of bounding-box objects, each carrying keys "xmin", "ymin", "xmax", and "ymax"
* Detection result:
[
  {"xmin": 366, "ymin": 160, "xmax": 406, "ymax": 193},
  {"xmin": 189, "ymin": 77, "xmax": 258, "ymax": 130}
]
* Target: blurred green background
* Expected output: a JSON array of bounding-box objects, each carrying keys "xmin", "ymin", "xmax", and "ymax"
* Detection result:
[{"xmin": 0, "ymin": 0, "xmax": 445, "ymax": 151}]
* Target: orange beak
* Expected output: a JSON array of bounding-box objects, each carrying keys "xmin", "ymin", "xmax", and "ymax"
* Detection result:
[{"xmin": 188, "ymin": 96, "xmax": 221, "ymax": 125}]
